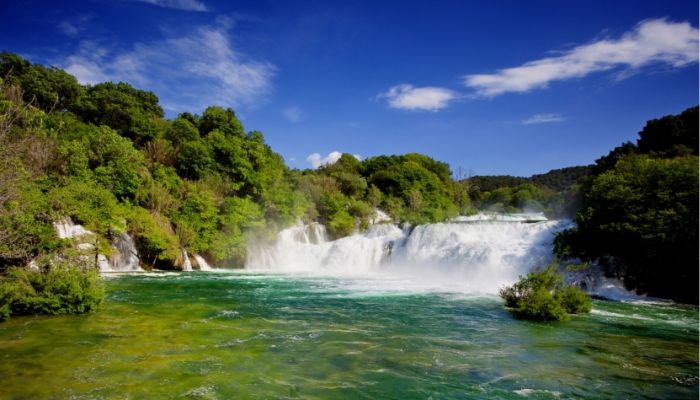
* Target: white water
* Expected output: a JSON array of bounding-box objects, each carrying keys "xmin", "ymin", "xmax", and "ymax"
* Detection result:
[
  {"xmin": 180, "ymin": 249, "xmax": 193, "ymax": 271},
  {"xmin": 564, "ymin": 265, "xmax": 647, "ymax": 301},
  {"xmin": 194, "ymin": 254, "xmax": 213, "ymax": 271},
  {"xmin": 247, "ymin": 217, "xmax": 567, "ymax": 294},
  {"xmin": 53, "ymin": 217, "xmax": 143, "ymax": 272},
  {"xmin": 453, "ymin": 212, "xmax": 548, "ymax": 223},
  {"xmin": 54, "ymin": 218, "xmax": 92, "ymax": 239},
  {"xmin": 105, "ymin": 233, "xmax": 142, "ymax": 272}
]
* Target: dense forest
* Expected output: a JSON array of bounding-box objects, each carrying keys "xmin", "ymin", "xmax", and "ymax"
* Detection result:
[
  {"xmin": 0, "ymin": 52, "xmax": 697, "ymax": 312},
  {"xmin": 465, "ymin": 166, "xmax": 591, "ymax": 217},
  {"xmin": 555, "ymin": 106, "xmax": 698, "ymax": 303}
]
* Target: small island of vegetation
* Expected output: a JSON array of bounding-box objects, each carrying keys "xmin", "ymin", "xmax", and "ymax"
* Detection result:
[{"xmin": 500, "ymin": 264, "xmax": 592, "ymax": 321}]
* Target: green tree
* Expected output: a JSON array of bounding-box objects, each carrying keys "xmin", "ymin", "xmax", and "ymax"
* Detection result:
[
  {"xmin": 0, "ymin": 52, "xmax": 83, "ymax": 112},
  {"xmin": 85, "ymin": 126, "xmax": 147, "ymax": 199},
  {"xmin": 199, "ymin": 106, "xmax": 244, "ymax": 137},
  {"xmin": 556, "ymin": 155, "xmax": 699, "ymax": 303},
  {"xmin": 71, "ymin": 82, "xmax": 163, "ymax": 143}
]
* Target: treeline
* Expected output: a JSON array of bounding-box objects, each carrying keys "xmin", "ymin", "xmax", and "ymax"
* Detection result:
[
  {"xmin": 0, "ymin": 53, "xmax": 462, "ymax": 271},
  {"xmin": 466, "ymin": 165, "xmax": 592, "ymax": 217},
  {"xmin": 555, "ymin": 106, "xmax": 698, "ymax": 303},
  {"xmin": 293, "ymin": 153, "xmax": 464, "ymax": 238}
]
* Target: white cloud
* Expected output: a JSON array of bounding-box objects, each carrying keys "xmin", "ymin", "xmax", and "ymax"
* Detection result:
[
  {"xmin": 63, "ymin": 21, "xmax": 274, "ymax": 113},
  {"xmin": 306, "ymin": 151, "xmax": 360, "ymax": 168},
  {"xmin": 380, "ymin": 84, "xmax": 456, "ymax": 111},
  {"xmin": 464, "ymin": 19, "xmax": 699, "ymax": 97},
  {"xmin": 137, "ymin": 0, "xmax": 208, "ymax": 12},
  {"xmin": 522, "ymin": 113, "xmax": 564, "ymax": 125},
  {"xmin": 283, "ymin": 106, "xmax": 303, "ymax": 123}
]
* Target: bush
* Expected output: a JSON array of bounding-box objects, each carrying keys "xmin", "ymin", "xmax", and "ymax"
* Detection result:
[
  {"xmin": 499, "ymin": 264, "xmax": 591, "ymax": 321},
  {"xmin": 0, "ymin": 261, "xmax": 104, "ymax": 321},
  {"xmin": 126, "ymin": 206, "xmax": 179, "ymax": 268}
]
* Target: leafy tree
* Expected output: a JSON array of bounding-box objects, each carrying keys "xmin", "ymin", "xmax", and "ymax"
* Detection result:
[
  {"xmin": 84, "ymin": 125, "xmax": 147, "ymax": 199},
  {"xmin": 165, "ymin": 117, "xmax": 200, "ymax": 145},
  {"xmin": 555, "ymin": 155, "xmax": 698, "ymax": 303},
  {"xmin": 176, "ymin": 139, "xmax": 214, "ymax": 180},
  {"xmin": 0, "ymin": 52, "xmax": 83, "ymax": 112},
  {"xmin": 172, "ymin": 183, "xmax": 218, "ymax": 253},
  {"xmin": 71, "ymin": 81, "xmax": 163, "ymax": 143},
  {"xmin": 199, "ymin": 106, "xmax": 244, "ymax": 137},
  {"xmin": 209, "ymin": 196, "xmax": 265, "ymax": 265},
  {"xmin": 636, "ymin": 106, "xmax": 698, "ymax": 157}
]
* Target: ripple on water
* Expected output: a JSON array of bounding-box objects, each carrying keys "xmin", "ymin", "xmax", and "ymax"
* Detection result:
[{"xmin": 0, "ymin": 272, "xmax": 696, "ymax": 399}]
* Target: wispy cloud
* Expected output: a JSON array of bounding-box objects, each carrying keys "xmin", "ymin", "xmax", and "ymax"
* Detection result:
[
  {"xmin": 283, "ymin": 106, "xmax": 303, "ymax": 123},
  {"xmin": 63, "ymin": 20, "xmax": 274, "ymax": 113},
  {"xmin": 57, "ymin": 15, "xmax": 92, "ymax": 38},
  {"xmin": 136, "ymin": 0, "xmax": 208, "ymax": 12},
  {"xmin": 522, "ymin": 113, "xmax": 564, "ymax": 125},
  {"xmin": 306, "ymin": 151, "xmax": 360, "ymax": 168},
  {"xmin": 380, "ymin": 84, "xmax": 456, "ymax": 111},
  {"xmin": 464, "ymin": 19, "xmax": 699, "ymax": 97}
]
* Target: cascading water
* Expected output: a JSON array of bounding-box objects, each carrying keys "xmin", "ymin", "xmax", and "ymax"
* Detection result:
[
  {"xmin": 105, "ymin": 232, "xmax": 142, "ymax": 272},
  {"xmin": 52, "ymin": 217, "xmax": 144, "ymax": 273},
  {"xmin": 180, "ymin": 249, "xmax": 193, "ymax": 271},
  {"xmin": 246, "ymin": 216, "xmax": 568, "ymax": 294},
  {"xmin": 194, "ymin": 254, "xmax": 213, "ymax": 271}
]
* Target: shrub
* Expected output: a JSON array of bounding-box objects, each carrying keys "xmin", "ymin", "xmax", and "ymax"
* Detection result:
[
  {"xmin": 126, "ymin": 206, "xmax": 180, "ymax": 268},
  {"xmin": 327, "ymin": 210, "xmax": 356, "ymax": 239},
  {"xmin": 499, "ymin": 264, "xmax": 591, "ymax": 321},
  {"xmin": 556, "ymin": 285, "xmax": 592, "ymax": 314},
  {"xmin": 0, "ymin": 260, "xmax": 104, "ymax": 321}
]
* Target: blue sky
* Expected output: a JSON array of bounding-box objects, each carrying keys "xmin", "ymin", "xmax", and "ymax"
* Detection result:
[{"xmin": 1, "ymin": 0, "xmax": 698, "ymax": 175}]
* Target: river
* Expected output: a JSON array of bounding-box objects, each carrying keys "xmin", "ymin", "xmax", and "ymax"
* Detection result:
[{"xmin": 0, "ymin": 271, "xmax": 697, "ymax": 399}]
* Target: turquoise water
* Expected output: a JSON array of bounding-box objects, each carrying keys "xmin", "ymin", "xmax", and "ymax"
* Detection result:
[{"xmin": 0, "ymin": 271, "xmax": 697, "ymax": 399}]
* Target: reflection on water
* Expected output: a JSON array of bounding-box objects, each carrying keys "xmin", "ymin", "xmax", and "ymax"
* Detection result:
[{"xmin": 0, "ymin": 272, "xmax": 697, "ymax": 399}]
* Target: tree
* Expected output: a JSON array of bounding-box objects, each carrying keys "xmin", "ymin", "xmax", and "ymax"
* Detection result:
[
  {"xmin": 637, "ymin": 106, "xmax": 698, "ymax": 157},
  {"xmin": 199, "ymin": 106, "xmax": 244, "ymax": 137},
  {"xmin": 556, "ymin": 155, "xmax": 699, "ymax": 303},
  {"xmin": 85, "ymin": 126, "xmax": 147, "ymax": 199},
  {"xmin": 0, "ymin": 52, "xmax": 83, "ymax": 112},
  {"xmin": 71, "ymin": 82, "xmax": 163, "ymax": 143}
]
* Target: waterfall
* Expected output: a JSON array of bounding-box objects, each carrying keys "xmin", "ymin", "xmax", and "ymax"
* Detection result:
[
  {"xmin": 54, "ymin": 218, "xmax": 92, "ymax": 239},
  {"xmin": 53, "ymin": 217, "xmax": 144, "ymax": 272},
  {"xmin": 105, "ymin": 233, "xmax": 142, "ymax": 272},
  {"xmin": 194, "ymin": 254, "xmax": 213, "ymax": 271},
  {"xmin": 246, "ymin": 216, "xmax": 567, "ymax": 294},
  {"xmin": 181, "ymin": 249, "xmax": 193, "ymax": 271}
]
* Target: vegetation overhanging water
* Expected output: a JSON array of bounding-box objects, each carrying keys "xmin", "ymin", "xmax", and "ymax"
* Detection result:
[{"xmin": 0, "ymin": 272, "xmax": 697, "ymax": 399}]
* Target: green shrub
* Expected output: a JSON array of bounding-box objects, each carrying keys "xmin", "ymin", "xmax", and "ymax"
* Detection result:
[
  {"xmin": 327, "ymin": 210, "xmax": 356, "ymax": 239},
  {"xmin": 499, "ymin": 264, "xmax": 591, "ymax": 321},
  {"xmin": 0, "ymin": 261, "xmax": 104, "ymax": 321},
  {"xmin": 556, "ymin": 285, "xmax": 592, "ymax": 314}
]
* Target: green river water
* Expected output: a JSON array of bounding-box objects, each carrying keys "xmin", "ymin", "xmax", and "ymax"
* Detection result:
[{"xmin": 0, "ymin": 271, "xmax": 697, "ymax": 399}]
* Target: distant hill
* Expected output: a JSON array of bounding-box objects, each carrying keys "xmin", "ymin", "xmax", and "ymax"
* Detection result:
[{"xmin": 468, "ymin": 165, "xmax": 592, "ymax": 193}]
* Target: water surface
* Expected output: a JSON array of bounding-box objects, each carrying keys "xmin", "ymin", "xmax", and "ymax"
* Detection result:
[{"xmin": 0, "ymin": 272, "xmax": 697, "ymax": 399}]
